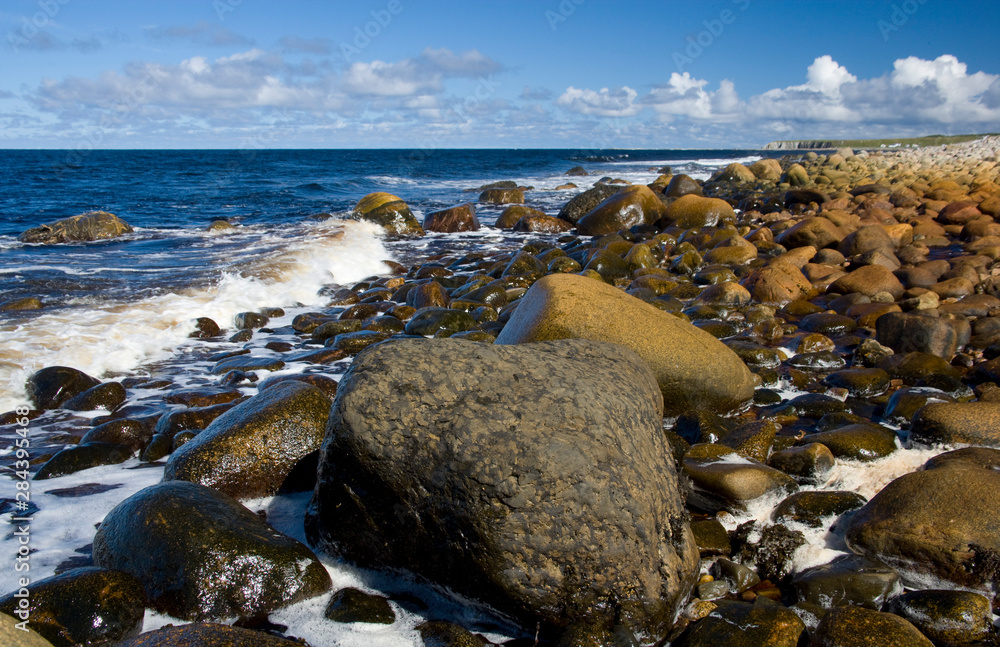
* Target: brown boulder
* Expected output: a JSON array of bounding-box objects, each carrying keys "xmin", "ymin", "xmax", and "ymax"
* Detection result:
[
  {"xmin": 740, "ymin": 260, "xmax": 814, "ymax": 305},
  {"xmin": 19, "ymin": 211, "xmax": 133, "ymax": 244},
  {"xmin": 352, "ymin": 192, "xmax": 424, "ymax": 236},
  {"xmin": 829, "ymin": 265, "xmax": 905, "ymax": 299},
  {"xmin": 576, "ymin": 185, "xmax": 668, "ymax": 236},
  {"xmin": 423, "ymin": 203, "xmax": 479, "ymax": 233},
  {"xmin": 662, "ymin": 195, "xmax": 736, "ymax": 229}
]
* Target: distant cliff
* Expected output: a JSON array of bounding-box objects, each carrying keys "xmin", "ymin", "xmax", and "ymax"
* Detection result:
[{"xmin": 762, "ymin": 140, "xmax": 836, "ymax": 150}]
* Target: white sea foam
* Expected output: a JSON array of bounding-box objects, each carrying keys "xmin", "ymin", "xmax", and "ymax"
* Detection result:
[{"xmin": 0, "ymin": 219, "xmax": 391, "ymax": 413}]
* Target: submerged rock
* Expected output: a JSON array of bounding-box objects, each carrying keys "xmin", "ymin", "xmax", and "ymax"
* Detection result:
[
  {"xmin": 93, "ymin": 481, "xmax": 330, "ymax": 621},
  {"xmin": 495, "ymin": 273, "xmax": 755, "ymax": 415},
  {"xmin": 19, "ymin": 211, "xmax": 133, "ymax": 244},
  {"xmin": 308, "ymin": 337, "xmax": 699, "ymax": 642}
]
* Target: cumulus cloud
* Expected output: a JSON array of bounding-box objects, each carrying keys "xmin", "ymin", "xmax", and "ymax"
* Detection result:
[
  {"xmin": 342, "ymin": 48, "xmax": 502, "ymax": 97},
  {"xmin": 643, "ymin": 73, "xmax": 742, "ymax": 120},
  {"xmin": 557, "ymin": 86, "xmax": 639, "ymax": 117}
]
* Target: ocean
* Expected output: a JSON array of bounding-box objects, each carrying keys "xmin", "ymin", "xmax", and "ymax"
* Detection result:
[{"xmin": 1, "ymin": 148, "xmax": 954, "ymax": 645}]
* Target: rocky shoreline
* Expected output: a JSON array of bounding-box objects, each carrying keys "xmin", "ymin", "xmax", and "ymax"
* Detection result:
[{"xmin": 4, "ymin": 136, "xmax": 1000, "ymax": 646}]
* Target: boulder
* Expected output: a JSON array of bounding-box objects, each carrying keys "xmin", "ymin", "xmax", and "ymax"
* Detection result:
[
  {"xmin": 496, "ymin": 205, "xmax": 545, "ymax": 229},
  {"xmin": 792, "ymin": 555, "xmax": 901, "ymax": 609},
  {"xmin": 774, "ymin": 217, "xmax": 844, "ymax": 250},
  {"xmin": 557, "ymin": 184, "xmax": 622, "ymax": 224},
  {"xmin": 163, "ymin": 381, "xmax": 331, "ymax": 499},
  {"xmin": 749, "ymin": 158, "xmax": 783, "ymax": 182},
  {"xmin": 810, "ymin": 606, "xmax": 933, "ymax": 647},
  {"xmin": 115, "ymin": 622, "xmax": 303, "ymax": 646},
  {"xmin": 565, "ymin": 166, "xmax": 589, "ymax": 176},
  {"xmin": 845, "ymin": 457, "xmax": 1000, "ymax": 592},
  {"xmin": 0, "ymin": 297, "xmax": 43, "ymax": 312},
  {"xmin": 514, "ymin": 214, "xmax": 574, "ymax": 233},
  {"xmin": 307, "ymin": 338, "xmax": 699, "ymax": 642},
  {"xmin": 829, "ymin": 265, "xmax": 905, "ymax": 299},
  {"xmin": 682, "ymin": 444, "xmax": 797, "ymax": 513},
  {"xmin": 0, "ymin": 612, "xmax": 54, "ymax": 646},
  {"xmin": 888, "ymin": 590, "xmax": 993, "ymax": 644},
  {"xmin": 19, "ymin": 211, "xmax": 133, "ymax": 244},
  {"xmin": 739, "ymin": 260, "xmax": 814, "ymax": 305},
  {"xmin": 712, "ymin": 162, "xmax": 757, "ymax": 184},
  {"xmin": 875, "ymin": 312, "xmax": 960, "ymax": 359},
  {"xmin": 495, "ymin": 273, "xmax": 755, "ymax": 415},
  {"xmin": 662, "ymin": 195, "xmax": 737, "ymax": 229},
  {"xmin": 479, "ymin": 188, "xmax": 524, "ymax": 205},
  {"xmin": 0, "ymin": 567, "xmax": 145, "ymax": 647},
  {"xmin": 576, "ymin": 185, "xmax": 667, "ymax": 236},
  {"xmin": 663, "ymin": 174, "xmax": 704, "ymax": 197},
  {"xmin": 909, "ymin": 402, "xmax": 1000, "ymax": 447},
  {"xmin": 352, "ymin": 192, "xmax": 425, "ymax": 236},
  {"xmin": 25, "ymin": 366, "xmax": 100, "ymax": 410},
  {"xmin": 674, "ymin": 598, "xmax": 804, "ymax": 647},
  {"xmin": 60, "ymin": 381, "xmax": 126, "ymax": 412},
  {"xmin": 93, "ymin": 481, "xmax": 331, "ymax": 621},
  {"xmin": 424, "ymin": 203, "xmax": 479, "ymax": 233},
  {"xmin": 34, "ymin": 442, "xmax": 133, "ymax": 480}
]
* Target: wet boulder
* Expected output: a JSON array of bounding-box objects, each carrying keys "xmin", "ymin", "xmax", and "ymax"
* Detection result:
[
  {"xmin": 576, "ymin": 185, "xmax": 668, "ymax": 236},
  {"xmin": 25, "ymin": 366, "xmax": 100, "ymax": 410},
  {"xmin": 888, "ymin": 589, "xmax": 993, "ymax": 644},
  {"xmin": 792, "ymin": 555, "xmax": 901, "ymax": 609},
  {"xmin": 803, "ymin": 424, "xmax": 898, "ymax": 462},
  {"xmin": 424, "ymin": 203, "xmax": 479, "ymax": 233},
  {"xmin": 19, "ymin": 211, "xmax": 133, "ymax": 244},
  {"xmin": 34, "ymin": 442, "xmax": 134, "ymax": 480},
  {"xmin": 810, "ymin": 606, "xmax": 932, "ymax": 647},
  {"xmin": 60, "ymin": 381, "xmax": 126, "ymax": 412},
  {"xmin": 115, "ymin": 623, "xmax": 303, "ymax": 646},
  {"xmin": 496, "ymin": 205, "xmax": 546, "ymax": 229},
  {"xmin": 771, "ymin": 490, "xmax": 867, "ymax": 528},
  {"xmin": 909, "ymin": 401, "xmax": 1000, "ymax": 447},
  {"xmin": 352, "ymin": 192, "xmax": 425, "ymax": 236},
  {"xmin": 682, "ymin": 444, "xmax": 797, "ymax": 513},
  {"xmin": 0, "ymin": 567, "xmax": 145, "ymax": 647},
  {"xmin": 163, "ymin": 381, "xmax": 331, "ymax": 499},
  {"xmin": 674, "ymin": 598, "xmax": 804, "ymax": 647},
  {"xmin": 0, "ymin": 297, "xmax": 43, "ymax": 312},
  {"xmin": 557, "ymin": 184, "xmax": 622, "ymax": 224},
  {"xmin": 93, "ymin": 480, "xmax": 330, "ymax": 621},
  {"xmin": 662, "ymin": 195, "xmax": 736, "ymax": 229},
  {"xmin": 495, "ymin": 273, "xmax": 755, "ymax": 415},
  {"xmin": 80, "ymin": 419, "xmax": 151, "ymax": 452},
  {"xmin": 479, "ymin": 188, "xmax": 524, "ymax": 205},
  {"xmin": 324, "ymin": 588, "xmax": 396, "ymax": 625},
  {"xmin": 845, "ymin": 455, "xmax": 1000, "ymax": 592},
  {"xmin": 875, "ymin": 312, "xmax": 960, "ymax": 359},
  {"xmin": 307, "ymin": 338, "xmax": 700, "ymax": 642}
]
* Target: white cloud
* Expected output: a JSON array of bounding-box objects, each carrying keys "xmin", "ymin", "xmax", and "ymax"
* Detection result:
[
  {"xmin": 557, "ymin": 86, "xmax": 639, "ymax": 117},
  {"xmin": 644, "ymin": 73, "xmax": 742, "ymax": 120}
]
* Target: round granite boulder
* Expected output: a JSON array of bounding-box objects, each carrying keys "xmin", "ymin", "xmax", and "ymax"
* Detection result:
[
  {"xmin": 810, "ymin": 606, "xmax": 933, "ymax": 647},
  {"xmin": 556, "ymin": 184, "xmax": 622, "ymax": 224},
  {"xmin": 909, "ymin": 402, "xmax": 1000, "ymax": 447},
  {"xmin": 495, "ymin": 273, "xmax": 755, "ymax": 415},
  {"xmin": 352, "ymin": 192, "xmax": 425, "ymax": 236},
  {"xmin": 576, "ymin": 185, "xmax": 668, "ymax": 236},
  {"xmin": 93, "ymin": 480, "xmax": 331, "ymax": 621},
  {"xmin": 163, "ymin": 381, "xmax": 331, "ymax": 499},
  {"xmin": 424, "ymin": 203, "xmax": 479, "ymax": 233},
  {"xmin": 662, "ymin": 195, "xmax": 737, "ymax": 229},
  {"xmin": 307, "ymin": 337, "xmax": 699, "ymax": 643}
]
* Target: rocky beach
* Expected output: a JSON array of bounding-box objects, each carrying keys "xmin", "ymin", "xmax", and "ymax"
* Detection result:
[{"xmin": 4, "ymin": 137, "xmax": 1000, "ymax": 646}]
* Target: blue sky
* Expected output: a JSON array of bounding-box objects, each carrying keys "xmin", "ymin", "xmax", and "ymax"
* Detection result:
[{"xmin": 1, "ymin": 0, "xmax": 999, "ymax": 148}]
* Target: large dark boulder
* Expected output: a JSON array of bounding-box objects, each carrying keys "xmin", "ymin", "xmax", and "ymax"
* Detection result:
[
  {"xmin": 424, "ymin": 203, "xmax": 479, "ymax": 233},
  {"xmin": 0, "ymin": 567, "xmax": 145, "ymax": 647},
  {"xmin": 495, "ymin": 273, "xmax": 755, "ymax": 415},
  {"xmin": 163, "ymin": 381, "xmax": 331, "ymax": 499},
  {"xmin": 307, "ymin": 338, "xmax": 699, "ymax": 642},
  {"xmin": 351, "ymin": 192, "xmax": 424, "ymax": 236},
  {"xmin": 576, "ymin": 185, "xmax": 667, "ymax": 236},
  {"xmin": 19, "ymin": 211, "xmax": 133, "ymax": 244},
  {"xmin": 93, "ymin": 481, "xmax": 330, "ymax": 621},
  {"xmin": 25, "ymin": 366, "xmax": 100, "ymax": 410},
  {"xmin": 556, "ymin": 184, "xmax": 622, "ymax": 224},
  {"xmin": 115, "ymin": 622, "xmax": 303, "ymax": 646}
]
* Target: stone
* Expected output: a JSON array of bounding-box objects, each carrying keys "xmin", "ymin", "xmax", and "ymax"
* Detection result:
[
  {"xmin": 662, "ymin": 195, "xmax": 736, "ymax": 229},
  {"xmin": 784, "ymin": 189, "xmax": 828, "ymax": 207},
  {"xmin": 803, "ymin": 424, "xmax": 898, "ymax": 462},
  {"xmin": 479, "ymin": 188, "xmax": 525, "ymax": 205},
  {"xmin": 768, "ymin": 443, "xmax": 836, "ymax": 484},
  {"xmin": 674, "ymin": 598, "xmax": 804, "ymax": 647},
  {"xmin": 424, "ymin": 203, "xmax": 479, "ymax": 233},
  {"xmin": 576, "ymin": 185, "xmax": 668, "ymax": 236},
  {"xmin": 324, "ymin": 588, "xmax": 396, "ymax": 625},
  {"xmin": 495, "ymin": 273, "xmax": 755, "ymax": 415},
  {"xmin": 690, "ymin": 520, "xmax": 731, "ymax": 557},
  {"xmin": 80, "ymin": 419, "xmax": 151, "ymax": 452},
  {"xmin": 25, "ymin": 366, "xmax": 100, "ymax": 410},
  {"xmin": 210, "ymin": 355, "xmax": 285, "ymax": 375},
  {"xmin": 404, "ymin": 308, "xmax": 478, "ymax": 337},
  {"xmin": 34, "ymin": 442, "xmax": 134, "ymax": 480},
  {"xmin": 233, "ymin": 311, "xmax": 268, "ymax": 330},
  {"xmin": 829, "ymin": 265, "xmax": 905, "ymax": 299},
  {"xmin": 810, "ymin": 606, "xmax": 933, "ymax": 646},
  {"xmin": 683, "ymin": 444, "xmax": 798, "ymax": 513},
  {"xmin": 821, "ymin": 368, "xmax": 890, "ymax": 398},
  {"xmin": 888, "ymin": 589, "xmax": 993, "ymax": 644},
  {"xmin": 713, "ymin": 162, "xmax": 757, "ymax": 184},
  {"xmin": 189, "ymin": 316, "xmax": 221, "ymax": 338},
  {"xmin": 663, "ymin": 174, "xmax": 704, "ymax": 197},
  {"xmin": 115, "ymin": 623, "xmax": 302, "ymax": 646},
  {"xmin": 565, "ymin": 166, "xmax": 589, "ymax": 176},
  {"xmin": 94, "ymin": 481, "xmax": 330, "ymax": 621},
  {"xmin": 0, "ymin": 297, "xmax": 43, "ymax": 312},
  {"xmin": 774, "ymin": 217, "xmax": 844, "ymax": 250},
  {"xmin": 719, "ymin": 420, "xmax": 778, "ymax": 463},
  {"xmin": 782, "ymin": 164, "xmax": 809, "ymax": 187},
  {"xmin": 838, "ymin": 225, "xmax": 895, "ymax": 257},
  {"xmin": 514, "ymin": 213, "xmax": 575, "ymax": 233},
  {"xmin": 418, "ymin": 621, "xmax": 487, "ymax": 647},
  {"xmin": 163, "ymin": 381, "xmax": 331, "ymax": 499},
  {"xmin": 845, "ymin": 457, "xmax": 1000, "ymax": 592},
  {"xmin": 307, "ymin": 338, "xmax": 699, "ymax": 642},
  {"xmin": 19, "ymin": 211, "xmax": 133, "ymax": 244},
  {"xmin": 793, "ymin": 555, "xmax": 901, "ymax": 609},
  {"xmin": 496, "ymin": 205, "xmax": 545, "ymax": 229},
  {"xmin": 153, "ymin": 402, "xmax": 237, "ymax": 439},
  {"xmin": 557, "ymin": 184, "xmax": 622, "ymax": 224},
  {"xmin": 749, "ymin": 158, "xmax": 783, "ymax": 182},
  {"xmin": 352, "ymin": 192, "xmax": 425, "ymax": 236},
  {"xmin": 909, "ymin": 402, "xmax": 1000, "ymax": 447},
  {"xmin": 875, "ymin": 312, "xmax": 961, "ymax": 359},
  {"xmin": 0, "ymin": 612, "xmax": 54, "ymax": 646},
  {"xmin": 0, "ymin": 567, "xmax": 145, "ymax": 647},
  {"xmin": 772, "ymin": 491, "xmax": 868, "ymax": 528},
  {"xmin": 739, "ymin": 260, "xmax": 814, "ymax": 305},
  {"xmin": 60, "ymin": 381, "xmax": 126, "ymax": 412}
]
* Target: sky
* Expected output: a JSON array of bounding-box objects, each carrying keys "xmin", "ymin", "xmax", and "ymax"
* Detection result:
[{"xmin": 1, "ymin": 0, "xmax": 999, "ymax": 149}]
